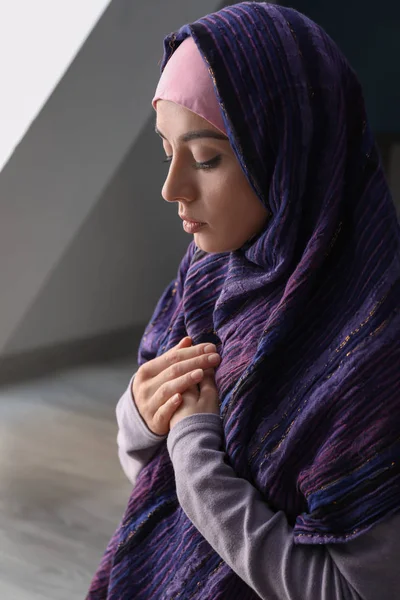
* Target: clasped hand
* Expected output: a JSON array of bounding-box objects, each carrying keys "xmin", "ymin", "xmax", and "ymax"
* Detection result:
[{"xmin": 132, "ymin": 336, "xmax": 220, "ymax": 436}]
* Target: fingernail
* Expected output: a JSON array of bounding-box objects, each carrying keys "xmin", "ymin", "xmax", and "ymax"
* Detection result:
[
  {"xmin": 208, "ymin": 354, "xmax": 220, "ymax": 364},
  {"xmin": 191, "ymin": 369, "xmax": 203, "ymax": 381},
  {"xmin": 204, "ymin": 344, "xmax": 216, "ymax": 353}
]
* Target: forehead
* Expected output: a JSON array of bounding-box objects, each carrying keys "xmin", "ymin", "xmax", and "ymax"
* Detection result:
[{"xmin": 155, "ymin": 99, "xmax": 222, "ymax": 139}]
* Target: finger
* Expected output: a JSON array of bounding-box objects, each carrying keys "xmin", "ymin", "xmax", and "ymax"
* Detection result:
[
  {"xmin": 198, "ymin": 370, "xmax": 219, "ymax": 412},
  {"xmin": 153, "ymin": 368, "xmax": 205, "ymax": 410},
  {"xmin": 152, "ymin": 393, "xmax": 183, "ymax": 433},
  {"xmin": 180, "ymin": 384, "xmax": 200, "ymax": 403},
  {"xmin": 143, "ymin": 339, "xmax": 218, "ymax": 379},
  {"xmin": 169, "ymin": 341, "xmax": 218, "ymax": 363},
  {"xmin": 164, "ymin": 353, "xmax": 220, "ymax": 385},
  {"xmin": 200, "ymin": 367, "xmax": 216, "ymax": 380},
  {"xmin": 199, "ymin": 368, "xmax": 218, "ymax": 393},
  {"xmin": 153, "ymin": 353, "xmax": 220, "ymax": 401}
]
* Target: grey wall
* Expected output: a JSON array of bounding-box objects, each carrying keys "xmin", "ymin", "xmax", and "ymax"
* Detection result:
[
  {"xmin": 0, "ymin": 0, "xmax": 222, "ymax": 361},
  {"xmin": 4, "ymin": 115, "xmax": 187, "ymax": 354}
]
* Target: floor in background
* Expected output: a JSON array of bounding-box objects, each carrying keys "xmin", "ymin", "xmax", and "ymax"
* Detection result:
[{"xmin": 0, "ymin": 358, "xmax": 137, "ymax": 600}]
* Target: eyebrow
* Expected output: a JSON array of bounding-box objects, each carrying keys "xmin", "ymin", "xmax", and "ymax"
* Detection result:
[{"xmin": 155, "ymin": 126, "xmax": 229, "ymax": 143}]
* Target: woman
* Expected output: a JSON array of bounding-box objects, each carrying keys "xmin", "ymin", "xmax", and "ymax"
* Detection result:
[{"xmin": 87, "ymin": 2, "xmax": 400, "ymax": 598}]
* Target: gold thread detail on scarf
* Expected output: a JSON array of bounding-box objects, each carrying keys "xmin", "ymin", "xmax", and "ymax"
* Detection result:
[
  {"xmin": 296, "ymin": 526, "xmax": 362, "ymax": 540},
  {"xmin": 186, "ymin": 560, "xmax": 225, "ymax": 599},
  {"xmin": 303, "ymin": 443, "xmax": 399, "ymax": 498},
  {"xmin": 324, "ymin": 221, "xmax": 343, "ymax": 257},
  {"xmin": 335, "ymin": 292, "xmax": 388, "ymax": 353},
  {"xmin": 249, "ymin": 292, "xmax": 390, "ymax": 462},
  {"xmin": 117, "ymin": 500, "xmax": 176, "ymax": 550},
  {"xmin": 168, "ymin": 550, "xmax": 219, "ymax": 600}
]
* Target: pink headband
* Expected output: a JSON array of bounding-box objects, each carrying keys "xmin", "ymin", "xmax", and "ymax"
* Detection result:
[{"xmin": 152, "ymin": 36, "xmax": 227, "ymax": 134}]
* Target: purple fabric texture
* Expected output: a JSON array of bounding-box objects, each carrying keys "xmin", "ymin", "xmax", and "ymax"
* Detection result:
[{"xmin": 87, "ymin": 3, "xmax": 400, "ymax": 599}]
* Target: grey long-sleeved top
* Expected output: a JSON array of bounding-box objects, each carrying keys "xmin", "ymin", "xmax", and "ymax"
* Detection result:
[{"xmin": 116, "ymin": 375, "xmax": 400, "ymax": 600}]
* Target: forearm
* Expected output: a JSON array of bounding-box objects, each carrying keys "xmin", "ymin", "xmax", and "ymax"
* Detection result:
[
  {"xmin": 116, "ymin": 373, "xmax": 166, "ymax": 486},
  {"xmin": 167, "ymin": 414, "xmax": 399, "ymax": 600}
]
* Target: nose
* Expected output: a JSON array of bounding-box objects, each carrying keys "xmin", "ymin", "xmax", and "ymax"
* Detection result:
[{"xmin": 161, "ymin": 157, "xmax": 196, "ymax": 204}]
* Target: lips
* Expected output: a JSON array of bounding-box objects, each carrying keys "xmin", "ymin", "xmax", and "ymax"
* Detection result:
[{"xmin": 179, "ymin": 215, "xmax": 206, "ymax": 224}]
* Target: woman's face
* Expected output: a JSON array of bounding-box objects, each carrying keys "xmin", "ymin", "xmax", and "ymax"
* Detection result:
[{"xmin": 155, "ymin": 100, "xmax": 269, "ymax": 253}]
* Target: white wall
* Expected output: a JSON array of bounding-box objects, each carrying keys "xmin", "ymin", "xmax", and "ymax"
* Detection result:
[{"xmin": 0, "ymin": 0, "xmax": 111, "ymax": 172}]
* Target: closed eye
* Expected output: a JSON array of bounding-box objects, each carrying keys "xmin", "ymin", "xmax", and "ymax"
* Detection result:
[{"xmin": 162, "ymin": 155, "xmax": 222, "ymax": 170}]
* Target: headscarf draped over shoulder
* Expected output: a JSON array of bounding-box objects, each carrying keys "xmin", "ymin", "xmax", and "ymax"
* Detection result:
[{"xmin": 88, "ymin": 3, "xmax": 400, "ymax": 598}]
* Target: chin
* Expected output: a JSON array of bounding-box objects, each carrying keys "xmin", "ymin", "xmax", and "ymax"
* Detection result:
[{"xmin": 195, "ymin": 237, "xmax": 239, "ymax": 254}]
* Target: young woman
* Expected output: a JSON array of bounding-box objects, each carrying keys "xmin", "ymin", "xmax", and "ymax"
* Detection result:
[{"xmin": 87, "ymin": 3, "xmax": 400, "ymax": 598}]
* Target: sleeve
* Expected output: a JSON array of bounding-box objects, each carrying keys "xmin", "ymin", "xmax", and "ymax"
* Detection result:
[
  {"xmin": 167, "ymin": 413, "xmax": 400, "ymax": 600},
  {"xmin": 116, "ymin": 373, "xmax": 166, "ymax": 486}
]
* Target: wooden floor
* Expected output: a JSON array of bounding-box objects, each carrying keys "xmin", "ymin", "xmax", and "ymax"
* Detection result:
[{"xmin": 0, "ymin": 358, "xmax": 136, "ymax": 599}]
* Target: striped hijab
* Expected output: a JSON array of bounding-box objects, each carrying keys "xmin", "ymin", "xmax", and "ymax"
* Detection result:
[{"xmin": 88, "ymin": 3, "xmax": 400, "ymax": 598}]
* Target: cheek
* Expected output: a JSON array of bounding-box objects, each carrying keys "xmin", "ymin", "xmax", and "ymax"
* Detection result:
[
  {"xmin": 207, "ymin": 169, "xmax": 241, "ymax": 211},
  {"xmin": 221, "ymin": 175, "xmax": 267, "ymax": 230},
  {"xmin": 203, "ymin": 166, "xmax": 264, "ymax": 228},
  {"xmin": 218, "ymin": 173, "xmax": 252, "ymax": 216}
]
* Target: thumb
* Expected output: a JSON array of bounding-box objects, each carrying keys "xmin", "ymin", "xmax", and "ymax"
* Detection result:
[
  {"xmin": 199, "ymin": 368, "xmax": 217, "ymax": 392},
  {"xmin": 177, "ymin": 336, "xmax": 192, "ymax": 348}
]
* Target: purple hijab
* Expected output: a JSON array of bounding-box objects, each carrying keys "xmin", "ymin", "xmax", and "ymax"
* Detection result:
[{"xmin": 88, "ymin": 3, "xmax": 400, "ymax": 598}]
